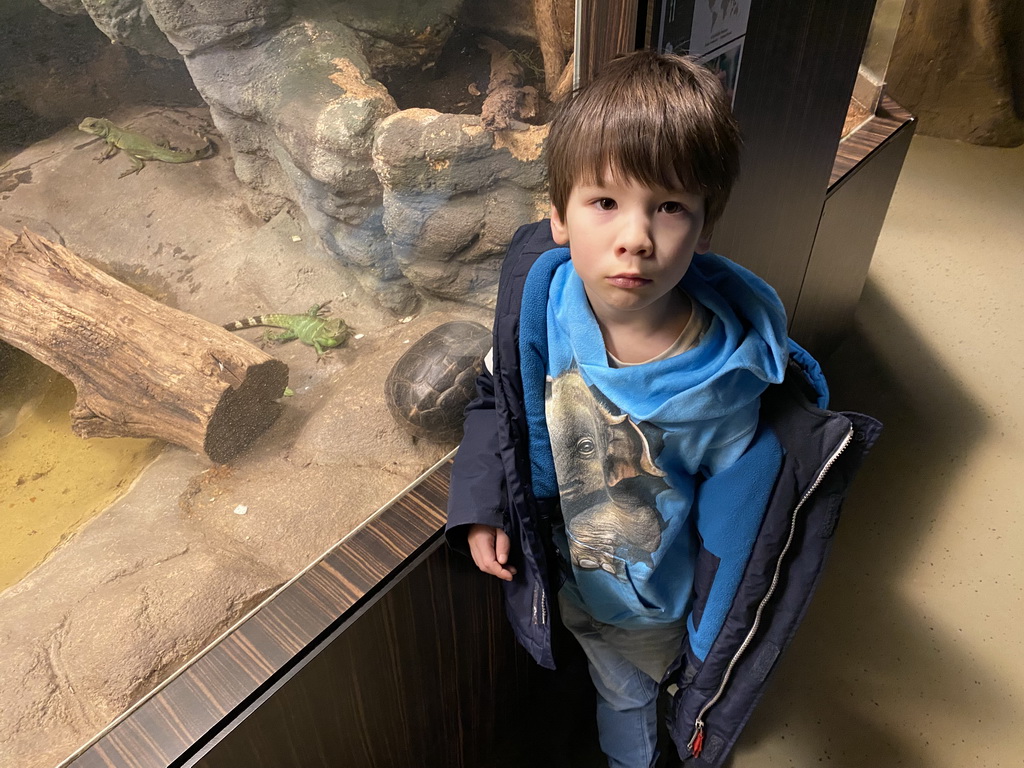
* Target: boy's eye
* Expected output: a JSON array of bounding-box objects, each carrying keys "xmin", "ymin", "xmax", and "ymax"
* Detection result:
[
  {"xmin": 595, "ymin": 198, "xmax": 616, "ymax": 211},
  {"xmin": 660, "ymin": 201, "xmax": 686, "ymax": 214}
]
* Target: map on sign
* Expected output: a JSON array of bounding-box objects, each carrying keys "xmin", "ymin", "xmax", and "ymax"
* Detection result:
[{"xmin": 655, "ymin": 0, "xmax": 752, "ymax": 106}]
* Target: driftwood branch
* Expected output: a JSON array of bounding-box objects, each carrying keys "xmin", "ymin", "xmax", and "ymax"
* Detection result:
[
  {"xmin": 479, "ymin": 35, "xmax": 529, "ymax": 131},
  {"xmin": 550, "ymin": 52, "xmax": 575, "ymax": 103},
  {"xmin": 532, "ymin": 0, "xmax": 566, "ymax": 96},
  {"xmin": 0, "ymin": 227, "xmax": 288, "ymax": 463}
]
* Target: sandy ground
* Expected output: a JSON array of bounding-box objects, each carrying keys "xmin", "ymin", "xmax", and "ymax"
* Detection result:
[{"xmin": 0, "ymin": 105, "xmax": 488, "ymax": 768}]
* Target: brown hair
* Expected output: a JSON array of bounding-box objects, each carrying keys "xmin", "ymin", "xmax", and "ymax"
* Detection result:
[{"xmin": 547, "ymin": 50, "xmax": 741, "ymax": 233}]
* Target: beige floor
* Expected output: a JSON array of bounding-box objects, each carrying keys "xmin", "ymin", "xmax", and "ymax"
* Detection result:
[{"xmin": 733, "ymin": 135, "xmax": 1024, "ymax": 766}]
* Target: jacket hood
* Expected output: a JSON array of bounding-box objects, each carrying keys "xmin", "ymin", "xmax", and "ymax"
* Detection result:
[
  {"xmin": 547, "ymin": 248, "xmax": 789, "ymax": 424},
  {"xmin": 521, "ymin": 246, "xmax": 792, "ymax": 496}
]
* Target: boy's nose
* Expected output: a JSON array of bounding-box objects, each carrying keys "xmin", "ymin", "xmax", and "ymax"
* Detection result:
[{"xmin": 616, "ymin": 215, "xmax": 654, "ymax": 257}]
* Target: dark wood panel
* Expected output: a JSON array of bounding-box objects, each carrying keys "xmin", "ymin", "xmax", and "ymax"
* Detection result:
[
  {"xmin": 711, "ymin": 0, "xmax": 877, "ymax": 318},
  {"xmin": 189, "ymin": 543, "xmax": 526, "ymax": 768},
  {"xmin": 578, "ymin": 0, "xmax": 642, "ymax": 86},
  {"xmin": 789, "ymin": 117, "xmax": 916, "ymax": 357},
  {"xmin": 831, "ymin": 96, "xmax": 914, "ymax": 187}
]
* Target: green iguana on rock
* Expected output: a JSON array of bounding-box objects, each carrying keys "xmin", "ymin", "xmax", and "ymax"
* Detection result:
[
  {"xmin": 78, "ymin": 117, "xmax": 214, "ymax": 178},
  {"xmin": 223, "ymin": 303, "xmax": 352, "ymax": 359}
]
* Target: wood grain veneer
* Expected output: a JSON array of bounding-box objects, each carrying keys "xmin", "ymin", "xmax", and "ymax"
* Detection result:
[{"xmin": 831, "ymin": 97, "xmax": 915, "ymax": 189}]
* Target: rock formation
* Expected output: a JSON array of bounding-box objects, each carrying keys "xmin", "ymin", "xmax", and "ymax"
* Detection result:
[
  {"xmin": 373, "ymin": 109, "xmax": 548, "ymax": 302},
  {"xmin": 37, "ymin": 0, "xmax": 570, "ymax": 312}
]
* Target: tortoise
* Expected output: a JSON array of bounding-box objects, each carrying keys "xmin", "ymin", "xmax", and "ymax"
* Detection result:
[{"xmin": 385, "ymin": 320, "xmax": 492, "ymax": 442}]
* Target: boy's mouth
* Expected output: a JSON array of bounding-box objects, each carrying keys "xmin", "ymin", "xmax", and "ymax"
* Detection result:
[{"xmin": 607, "ymin": 274, "xmax": 651, "ymax": 289}]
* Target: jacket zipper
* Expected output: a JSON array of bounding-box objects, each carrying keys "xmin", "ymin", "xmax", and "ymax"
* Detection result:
[
  {"xmin": 687, "ymin": 423, "xmax": 854, "ymax": 758},
  {"xmin": 532, "ymin": 584, "xmax": 548, "ymax": 625}
]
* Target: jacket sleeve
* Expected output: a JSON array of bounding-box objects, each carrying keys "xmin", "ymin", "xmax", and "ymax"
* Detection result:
[{"xmin": 445, "ymin": 366, "xmax": 507, "ymax": 557}]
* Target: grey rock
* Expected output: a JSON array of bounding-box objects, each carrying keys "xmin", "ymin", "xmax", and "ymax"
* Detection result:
[
  {"xmin": 78, "ymin": 0, "xmax": 179, "ymax": 58},
  {"xmin": 186, "ymin": 18, "xmax": 422, "ymax": 313},
  {"xmin": 373, "ymin": 109, "xmax": 548, "ymax": 304},
  {"xmin": 146, "ymin": 0, "xmax": 293, "ymax": 56}
]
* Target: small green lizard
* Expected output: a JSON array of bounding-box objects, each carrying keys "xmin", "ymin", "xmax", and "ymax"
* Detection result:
[
  {"xmin": 78, "ymin": 117, "xmax": 214, "ymax": 178},
  {"xmin": 223, "ymin": 303, "xmax": 352, "ymax": 359}
]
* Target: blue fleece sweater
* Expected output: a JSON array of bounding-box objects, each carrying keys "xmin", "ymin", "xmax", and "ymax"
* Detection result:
[{"xmin": 520, "ymin": 247, "xmax": 791, "ymax": 658}]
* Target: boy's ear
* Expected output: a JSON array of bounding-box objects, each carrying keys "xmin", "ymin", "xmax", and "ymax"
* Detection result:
[
  {"xmin": 550, "ymin": 204, "xmax": 569, "ymax": 245},
  {"xmin": 696, "ymin": 227, "xmax": 713, "ymax": 254}
]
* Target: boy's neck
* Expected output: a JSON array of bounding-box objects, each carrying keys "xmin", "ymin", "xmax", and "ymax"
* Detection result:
[{"xmin": 590, "ymin": 289, "xmax": 693, "ymax": 365}]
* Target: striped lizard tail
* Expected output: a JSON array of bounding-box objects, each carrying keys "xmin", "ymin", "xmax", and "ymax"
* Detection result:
[{"xmin": 223, "ymin": 315, "xmax": 285, "ymax": 331}]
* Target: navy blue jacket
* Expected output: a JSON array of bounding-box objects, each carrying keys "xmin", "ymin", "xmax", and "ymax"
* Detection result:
[{"xmin": 445, "ymin": 220, "xmax": 882, "ymax": 765}]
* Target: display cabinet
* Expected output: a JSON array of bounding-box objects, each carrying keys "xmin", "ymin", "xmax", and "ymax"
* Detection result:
[{"xmin": 790, "ymin": 0, "xmax": 916, "ymax": 356}]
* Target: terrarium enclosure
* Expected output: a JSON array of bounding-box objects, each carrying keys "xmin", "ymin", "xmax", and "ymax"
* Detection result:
[{"xmin": 0, "ymin": 0, "xmax": 575, "ymax": 766}]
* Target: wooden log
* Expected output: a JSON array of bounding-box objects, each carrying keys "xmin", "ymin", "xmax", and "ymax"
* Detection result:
[{"xmin": 0, "ymin": 227, "xmax": 288, "ymax": 463}]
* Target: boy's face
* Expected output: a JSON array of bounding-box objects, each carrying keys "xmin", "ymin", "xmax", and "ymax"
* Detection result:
[{"xmin": 550, "ymin": 172, "xmax": 711, "ymax": 330}]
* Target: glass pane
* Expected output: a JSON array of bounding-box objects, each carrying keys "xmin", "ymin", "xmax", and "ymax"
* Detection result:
[
  {"xmin": 0, "ymin": 0, "xmax": 574, "ymax": 764},
  {"xmin": 843, "ymin": 0, "xmax": 908, "ymax": 138}
]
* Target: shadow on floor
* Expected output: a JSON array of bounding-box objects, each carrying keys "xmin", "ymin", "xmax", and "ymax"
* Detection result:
[{"xmin": 734, "ymin": 277, "xmax": 1007, "ymax": 766}]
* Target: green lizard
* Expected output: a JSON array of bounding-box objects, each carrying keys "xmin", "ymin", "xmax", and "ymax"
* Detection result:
[
  {"xmin": 78, "ymin": 117, "xmax": 214, "ymax": 178},
  {"xmin": 223, "ymin": 303, "xmax": 352, "ymax": 359}
]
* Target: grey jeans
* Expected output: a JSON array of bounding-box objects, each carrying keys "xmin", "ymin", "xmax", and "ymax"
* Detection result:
[{"xmin": 558, "ymin": 591, "xmax": 686, "ymax": 768}]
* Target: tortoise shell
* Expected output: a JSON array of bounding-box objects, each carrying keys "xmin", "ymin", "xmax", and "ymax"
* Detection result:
[{"xmin": 384, "ymin": 320, "xmax": 491, "ymax": 442}]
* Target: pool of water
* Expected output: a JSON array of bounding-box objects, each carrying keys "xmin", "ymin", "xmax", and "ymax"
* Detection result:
[{"xmin": 0, "ymin": 346, "xmax": 162, "ymax": 592}]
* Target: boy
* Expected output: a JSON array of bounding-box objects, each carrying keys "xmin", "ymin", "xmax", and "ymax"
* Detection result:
[{"xmin": 446, "ymin": 50, "xmax": 879, "ymax": 768}]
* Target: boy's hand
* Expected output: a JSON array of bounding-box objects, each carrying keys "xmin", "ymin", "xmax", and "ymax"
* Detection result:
[{"xmin": 468, "ymin": 524, "xmax": 518, "ymax": 582}]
